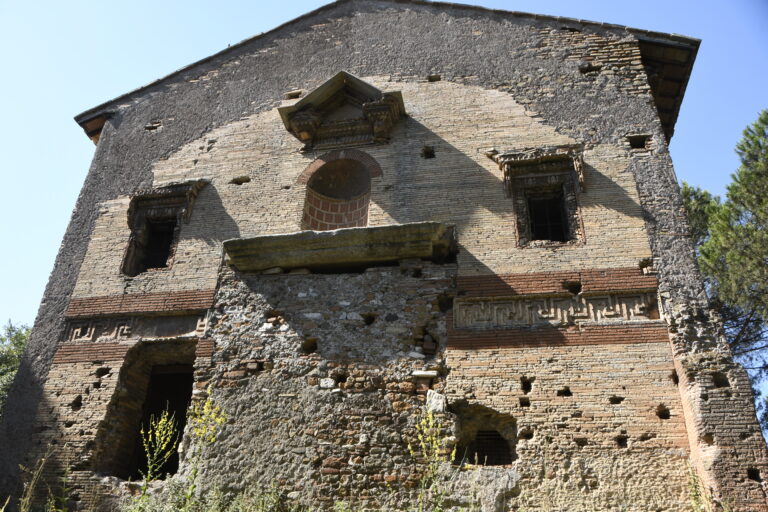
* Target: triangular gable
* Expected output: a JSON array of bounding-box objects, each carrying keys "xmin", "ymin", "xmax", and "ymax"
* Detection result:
[{"xmin": 278, "ymin": 71, "xmax": 405, "ymax": 151}]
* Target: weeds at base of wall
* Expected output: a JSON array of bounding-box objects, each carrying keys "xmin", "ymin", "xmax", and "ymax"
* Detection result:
[
  {"xmin": 688, "ymin": 465, "xmax": 733, "ymax": 512},
  {"xmin": 122, "ymin": 407, "xmax": 480, "ymax": 512}
]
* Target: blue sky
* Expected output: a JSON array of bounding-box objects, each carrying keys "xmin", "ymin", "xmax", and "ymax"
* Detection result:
[{"xmin": 0, "ymin": 0, "xmax": 766, "ymax": 327}]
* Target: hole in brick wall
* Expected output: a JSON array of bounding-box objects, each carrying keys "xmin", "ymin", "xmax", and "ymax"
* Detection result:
[
  {"xmin": 411, "ymin": 268, "xmax": 423, "ymax": 278},
  {"xmin": 282, "ymin": 185, "xmax": 291, "ymax": 190},
  {"xmin": 95, "ymin": 367, "xmax": 111, "ymax": 377},
  {"xmin": 638, "ymin": 432, "xmax": 657, "ymax": 441},
  {"xmin": 739, "ymin": 432, "xmax": 752, "ymax": 440},
  {"xmin": 64, "ymin": 421, "xmax": 75, "ymax": 428},
  {"xmin": 578, "ymin": 61, "xmax": 602, "ymax": 74},
  {"xmin": 563, "ymin": 281, "xmax": 582, "ymax": 295},
  {"xmin": 437, "ymin": 294, "xmax": 454, "ymax": 313},
  {"xmin": 301, "ymin": 337, "xmax": 318, "ymax": 354},
  {"xmin": 284, "ymin": 89, "xmax": 303, "ymax": 99},
  {"xmin": 92, "ymin": 381, "xmax": 101, "ymax": 389},
  {"xmin": 627, "ymin": 134, "xmax": 651, "ymax": 150},
  {"xmin": 520, "ymin": 376, "xmax": 534, "ymax": 394},
  {"xmin": 144, "ymin": 120, "xmax": 162, "ymax": 131},
  {"xmin": 556, "ymin": 387, "xmax": 572, "ymax": 397},
  {"xmin": 562, "ymin": 26, "xmax": 581, "ymax": 32},
  {"xmin": 656, "ymin": 404, "xmax": 671, "ymax": 420},
  {"xmin": 608, "ymin": 395, "xmax": 625, "ymax": 405},
  {"xmin": 712, "ymin": 372, "xmax": 730, "ymax": 388},
  {"xmin": 614, "ymin": 435, "xmax": 628, "ymax": 448},
  {"xmin": 421, "ymin": 146, "xmax": 435, "ymax": 159},
  {"xmin": 519, "ymin": 428, "xmax": 534, "ymax": 440},
  {"xmin": 747, "ymin": 468, "xmax": 762, "ymax": 482},
  {"xmin": 574, "ymin": 437, "xmax": 588, "ymax": 447},
  {"xmin": 333, "ymin": 372, "xmax": 348, "ymax": 384},
  {"xmin": 670, "ymin": 370, "xmax": 679, "ymax": 385},
  {"xmin": 519, "ymin": 397, "xmax": 531, "ymax": 407},
  {"xmin": 701, "ymin": 433, "xmax": 714, "ymax": 445},
  {"xmin": 455, "ymin": 430, "xmax": 513, "ymax": 466},
  {"xmin": 361, "ymin": 313, "xmax": 377, "ymax": 326},
  {"xmin": 229, "ymin": 176, "xmax": 251, "ymax": 185},
  {"xmin": 451, "ymin": 403, "xmax": 517, "ymax": 466},
  {"xmin": 701, "ymin": 393, "xmax": 709, "ymax": 402},
  {"xmin": 427, "ymin": 74, "xmax": 441, "ymax": 82},
  {"xmin": 70, "ymin": 395, "xmax": 83, "ymax": 411}
]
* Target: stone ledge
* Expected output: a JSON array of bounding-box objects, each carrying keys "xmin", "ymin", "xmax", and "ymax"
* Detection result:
[{"xmin": 223, "ymin": 222, "xmax": 456, "ymax": 273}]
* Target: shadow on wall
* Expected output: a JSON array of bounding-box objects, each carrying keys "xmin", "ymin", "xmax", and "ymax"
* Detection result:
[
  {"xmin": 358, "ymin": 117, "xmax": 644, "ymax": 277},
  {"xmin": 185, "ymin": 185, "xmax": 241, "ymax": 244}
]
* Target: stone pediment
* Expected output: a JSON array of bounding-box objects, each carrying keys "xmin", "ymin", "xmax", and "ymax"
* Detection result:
[{"xmin": 278, "ymin": 71, "xmax": 405, "ymax": 151}]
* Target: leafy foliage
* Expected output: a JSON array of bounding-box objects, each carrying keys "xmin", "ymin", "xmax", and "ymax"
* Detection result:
[
  {"xmin": 682, "ymin": 109, "xmax": 768, "ymax": 429},
  {"xmin": 0, "ymin": 321, "xmax": 30, "ymax": 416}
]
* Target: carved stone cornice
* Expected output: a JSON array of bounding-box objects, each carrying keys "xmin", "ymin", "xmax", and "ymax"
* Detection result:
[
  {"xmin": 486, "ymin": 144, "xmax": 585, "ymax": 194},
  {"xmin": 278, "ymin": 71, "xmax": 405, "ymax": 151}
]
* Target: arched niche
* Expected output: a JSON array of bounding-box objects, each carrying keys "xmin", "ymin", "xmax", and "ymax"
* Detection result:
[{"xmin": 299, "ymin": 150, "xmax": 381, "ymax": 231}]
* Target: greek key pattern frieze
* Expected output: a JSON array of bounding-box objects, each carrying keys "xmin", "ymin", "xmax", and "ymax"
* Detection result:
[{"xmin": 454, "ymin": 292, "xmax": 659, "ymax": 330}]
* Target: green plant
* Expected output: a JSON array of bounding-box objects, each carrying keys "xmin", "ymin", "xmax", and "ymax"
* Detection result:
[
  {"xmin": 0, "ymin": 321, "xmax": 30, "ymax": 417},
  {"xmin": 407, "ymin": 410, "xmax": 457, "ymax": 512},
  {"xmin": 142, "ymin": 410, "xmax": 180, "ymax": 482}
]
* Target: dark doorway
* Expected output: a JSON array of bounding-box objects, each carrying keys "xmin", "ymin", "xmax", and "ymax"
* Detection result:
[{"xmin": 128, "ymin": 365, "xmax": 194, "ymax": 480}]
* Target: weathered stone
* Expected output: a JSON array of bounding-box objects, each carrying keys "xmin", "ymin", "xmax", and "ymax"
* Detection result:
[{"xmin": 223, "ymin": 222, "xmax": 456, "ymax": 272}]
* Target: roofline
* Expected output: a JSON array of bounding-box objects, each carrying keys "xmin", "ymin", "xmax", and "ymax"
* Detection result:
[{"xmin": 74, "ymin": 0, "xmax": 700, "ymax": 127}]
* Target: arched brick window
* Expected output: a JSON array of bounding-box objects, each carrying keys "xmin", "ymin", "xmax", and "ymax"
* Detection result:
[{"xmin": 299, "ymin": 150, "xmax": 381, "ymax": 231}]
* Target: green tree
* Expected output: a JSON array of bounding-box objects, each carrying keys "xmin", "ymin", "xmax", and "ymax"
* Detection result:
[
  {"xmin": 0, "ymin": 321, "xmax": 30, "ymax": 417},
  {"xmin": 682, "ymin": 109, "xmax": 768, "ymax": 429}
]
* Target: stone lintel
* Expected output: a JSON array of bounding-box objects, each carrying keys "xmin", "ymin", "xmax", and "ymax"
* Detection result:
[{"xmin": 223, "ymin": 222, "xmax": 456, "ymax": 272}]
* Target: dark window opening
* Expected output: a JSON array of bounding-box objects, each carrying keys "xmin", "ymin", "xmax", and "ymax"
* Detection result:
[
  {"xmin": 144, "ymin": 220, "xmax": 177, "ymax": 270},
  {"xmin": 454, "ymin": 430, "xmax": 512, "ymax": 466},
  {"xmin": 127, "ymin": 365, "xmax": 193, "ymax": 480},
  {"xmin": 528, "ymin": 192, "xmax": 568, "ymax": 242},
  {"xmin": 628, "ymin": 134, "xmax": 651, "ymax": 150}
]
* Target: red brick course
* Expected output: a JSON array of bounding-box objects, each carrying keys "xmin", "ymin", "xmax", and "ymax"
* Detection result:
[
  {"xmin": 52, "ymin": 338, "xmax": 216, "ymax": 364},
  {"xmin": 448, "ymin": 321, "xmax": 669, "ymax": 349},
  {"xmin": 457, "ymin": 267, "xmax": 658, "ymax": 297},
  {"xmin": 65, "ymin": 289, "xmax": 216, "ymax": 318}
]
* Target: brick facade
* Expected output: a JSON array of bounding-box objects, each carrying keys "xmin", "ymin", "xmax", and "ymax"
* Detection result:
[{"xmin": 4, "ymin": 2, "xmax": 767, "ymax": 511}]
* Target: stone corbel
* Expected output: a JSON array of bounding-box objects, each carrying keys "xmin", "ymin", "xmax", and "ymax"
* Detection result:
[{"xmin": 288, "ymin": 108, "xmax": 322, "ymax": 146}]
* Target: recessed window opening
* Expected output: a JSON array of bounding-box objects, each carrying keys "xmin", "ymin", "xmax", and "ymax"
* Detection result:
[
  {"xmin": 528, "ymin": 191, "xmax": 568, "ymax": 242},
  {"xmin": 455, "ymin": 430, "xmax": 513, "ymax": 466},
  {"xmin": 144, "ymin": 219, "xmax": 177, "ymax": 270},
  {"xmin": 129, "ymin": 365, "xmax": 194, "ymax": 480}
]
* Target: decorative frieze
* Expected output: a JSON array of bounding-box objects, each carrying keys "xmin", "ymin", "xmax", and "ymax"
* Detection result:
[
  {"xmin": 454, "ymin": 292, "xmax": 659, "ymax": 330},
  {"xmin": 65, "ymin": 315, "xmax": 206, "ymax": 342}
]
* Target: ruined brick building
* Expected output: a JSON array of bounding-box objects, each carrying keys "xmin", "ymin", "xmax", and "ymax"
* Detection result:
[{"xmin": 2, "ymin": 1, "xmax": 767, "ymax": 510}]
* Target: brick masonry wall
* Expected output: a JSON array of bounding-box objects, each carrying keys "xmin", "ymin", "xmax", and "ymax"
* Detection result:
[
  {"xmin": 444, "ymin": 341, "xmax": 691, "ymax": 510},
  {"xmin": 6, "ymin": 1, "xmax": 767, "ymax": 509}
]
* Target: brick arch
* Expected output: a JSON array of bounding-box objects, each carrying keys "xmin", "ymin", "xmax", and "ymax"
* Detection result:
[{"xmin": 296, "ymin": 149, "xmax": 383, "ymax": 185}]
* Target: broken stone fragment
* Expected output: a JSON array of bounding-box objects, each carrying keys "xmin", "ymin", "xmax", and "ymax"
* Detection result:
[
  {"xmin": 426, "ymin": 390, "xmax": 446, "ymax": 413},
  {"xmin": 411, "ymin": 370, "xmax": 438, "ymax": 378},
  {"xmin": 319, "ymin": 378, "xmax": 336, "ymax": 389}
]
